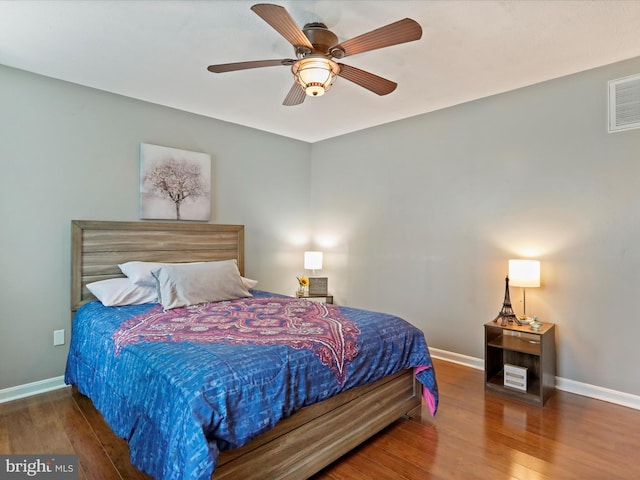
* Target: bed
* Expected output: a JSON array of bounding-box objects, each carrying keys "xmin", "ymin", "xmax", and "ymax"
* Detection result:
[{"xmin": 65, "ymin": 220, "xmax": 438, "ymax": 480}]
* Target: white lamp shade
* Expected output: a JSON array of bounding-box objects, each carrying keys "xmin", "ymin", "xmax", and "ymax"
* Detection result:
[
  {"xmin": 508, "ymin": 259, "xmax": 540, "ymax": 287},
  {"xmin": 292, "ymin": 57, "xmax": 339, "ymax": 97},
  {"xmin": 304, "ymin": 251, "xmax": 323, "ymax": 271}
]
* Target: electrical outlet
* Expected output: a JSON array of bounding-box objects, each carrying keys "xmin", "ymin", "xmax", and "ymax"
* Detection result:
[{"xmin": 53, "ymin": 329, "xmax": 65, "ymax": 346}]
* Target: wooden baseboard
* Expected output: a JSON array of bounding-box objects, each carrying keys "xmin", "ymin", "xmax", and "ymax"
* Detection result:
[
  {"xmin": 429, "ymin": 347, "xmax": 484, "ymax": 370},
  {"xmin": 0, "ymin": 376, "xmax": 67, "ymax": 404},
  {"xmin": 556, "ymin": 377, "xmax": 640, "ymax": 410}
]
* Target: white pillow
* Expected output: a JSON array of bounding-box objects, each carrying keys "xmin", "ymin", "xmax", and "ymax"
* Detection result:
[
  {"xmin": 242, "ymin": 277, "xmax": 259, "ymax": 289},
  {"xmin": 86, "ymin": 278, "xmax": 158, "ymax": 307},
  {"xmin": 119, "ymin": 260, "xmax": 258, "ymax": 289},
  {"xmin": 119, "ymin": 261, "xmax": 174, "ymax": 286},
  {"xmin": 152, "ymin": 259, "xmax": 252, "ymax": 310}
]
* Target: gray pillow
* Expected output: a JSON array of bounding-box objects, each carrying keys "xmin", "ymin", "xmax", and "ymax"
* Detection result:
[{"xmin": 152, "ymin": 259, "xmax": 251, "ymax": 310}]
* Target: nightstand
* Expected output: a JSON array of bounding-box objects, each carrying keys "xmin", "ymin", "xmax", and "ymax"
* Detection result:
[
  {"xmin": 296, "ymin": 292, "xmax": 333, "ymax": 304},
  {"xmin": 484, "ymin": 321, "xmax": 556, "ymax": 406}
]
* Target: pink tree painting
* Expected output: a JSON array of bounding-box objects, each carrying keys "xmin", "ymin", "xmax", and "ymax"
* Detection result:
[{"xmin": 140, "ymin": 143, "xmax": 211, "ymax": 221}]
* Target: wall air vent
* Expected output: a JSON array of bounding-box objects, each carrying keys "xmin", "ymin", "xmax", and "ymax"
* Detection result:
[{"xmin": 609, "ymin": 74, "xmax": 640, "ymax": 133}]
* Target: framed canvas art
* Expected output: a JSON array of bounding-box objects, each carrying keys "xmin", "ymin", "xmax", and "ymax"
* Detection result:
[{"xmin": 139, "ymin": 143, "xmax": 211, "ymax": 221}]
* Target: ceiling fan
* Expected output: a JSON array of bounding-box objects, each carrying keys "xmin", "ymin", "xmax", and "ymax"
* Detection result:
[{"xmin": 207, "ymin": 3, "xmax": 422, "ymax": 106}]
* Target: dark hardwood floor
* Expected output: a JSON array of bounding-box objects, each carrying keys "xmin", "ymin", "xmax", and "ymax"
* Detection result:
[{"xmin": 2, "ymin": 359, "xmax": 640, "ymax": 479}]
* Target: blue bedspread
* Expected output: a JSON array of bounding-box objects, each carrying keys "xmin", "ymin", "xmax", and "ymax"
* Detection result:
[{"xmin": 65, "ymin": 291, "xmax": 438, "ymax": 480}]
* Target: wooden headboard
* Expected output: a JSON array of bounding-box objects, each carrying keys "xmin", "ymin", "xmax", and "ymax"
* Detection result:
[{"xmin": 71, "ymin": 220, "xmax": 244, "ymax": 311}]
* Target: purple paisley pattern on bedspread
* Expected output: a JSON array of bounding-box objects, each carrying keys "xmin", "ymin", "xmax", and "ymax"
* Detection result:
[
  {"xmin": 112, "ymin": 298, "xmax": 360, "ymax": 384},
  {"xmin": 65, "ymin": 290, "xmax": 438, "ymax": 480}
]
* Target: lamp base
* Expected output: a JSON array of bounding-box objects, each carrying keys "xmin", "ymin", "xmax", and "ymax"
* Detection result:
[{"xmin": 515, "ymin": 315, "xmax": 534, "ymax": 326}]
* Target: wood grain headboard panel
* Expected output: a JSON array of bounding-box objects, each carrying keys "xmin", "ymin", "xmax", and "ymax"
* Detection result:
[{"xmin": 71, "ymin": 220, "xmax": 244, "ymax": 311}]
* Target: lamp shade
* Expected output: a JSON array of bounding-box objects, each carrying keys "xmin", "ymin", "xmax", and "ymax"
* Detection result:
[
  {"xmin": 508, "ymin": 259, "xmax": 540, "ymax": 288},
  {"xmin": 292, "ymin": 57, "xmax": 340, "ymax": 97},
  {"xmin": 304, "ymin": 251, "xmax": 323, "ymax": 271}
]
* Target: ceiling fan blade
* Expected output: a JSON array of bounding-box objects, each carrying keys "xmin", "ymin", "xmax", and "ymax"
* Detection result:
[
  {"xmin": 251, "ymin": 3, "xmax": 313, "ymax": 50},
  {"xmin": 332, "ymin": 18, "xmax": 422, "ymax": 58},
  {"xmin": 337, "ymin": 63, "xmax": 397, "ymax": 96},
  {"xmin": 283, "ymin": 82, "xmax": 306, "ymax": 106},
  {"xmin": 207, "ymin": 59, "xmax": 293, "ymax": 73}
]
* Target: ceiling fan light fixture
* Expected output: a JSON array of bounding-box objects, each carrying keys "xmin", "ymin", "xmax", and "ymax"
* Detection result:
[
  {"xmin": 208, "ymin": 4, "xmax": 423, "ymax": 106},
  {"xmin": 292, "ymin": 57, "xmax": 340, "ymax": 97}
]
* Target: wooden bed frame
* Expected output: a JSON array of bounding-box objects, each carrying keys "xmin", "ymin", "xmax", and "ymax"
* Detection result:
[{"xmin": 70, "ymin": 220, "xmax": 422, "ymax": 479}]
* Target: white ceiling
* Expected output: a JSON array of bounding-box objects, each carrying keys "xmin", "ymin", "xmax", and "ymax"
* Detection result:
[{"xmin": 2, "ymin": 0, "xmax": 640, "ymax": 143}]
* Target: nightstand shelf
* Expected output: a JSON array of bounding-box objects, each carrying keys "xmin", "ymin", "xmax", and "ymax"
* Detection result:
[{"xmin": 484, "ymin": 321, "xmax": 556, "ymax": 406}]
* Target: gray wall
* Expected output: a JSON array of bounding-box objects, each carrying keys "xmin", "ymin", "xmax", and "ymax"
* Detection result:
[
  {"xmin": 0, "ymin": 65, "xmax": 311, "ymax": 389},
  {"xmin": 3, "ymin": 55, "xmax": 640, "ymax": 398},
  {"xmin": 310, "ymin": 56, "xmax": 640, "ymax": 396}
]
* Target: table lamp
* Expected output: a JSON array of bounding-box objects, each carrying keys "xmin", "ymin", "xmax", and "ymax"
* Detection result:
[
  {"xmin": 304, "ymin": 251, "xmax": 323, "ymax": 275},
  {"xmin": 304, "ymin": 251, "xmax": 328, "ymax": 295},
  {"xmin": 508, "ymin": 259, "xmax": 540, "ymax": 323}
]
